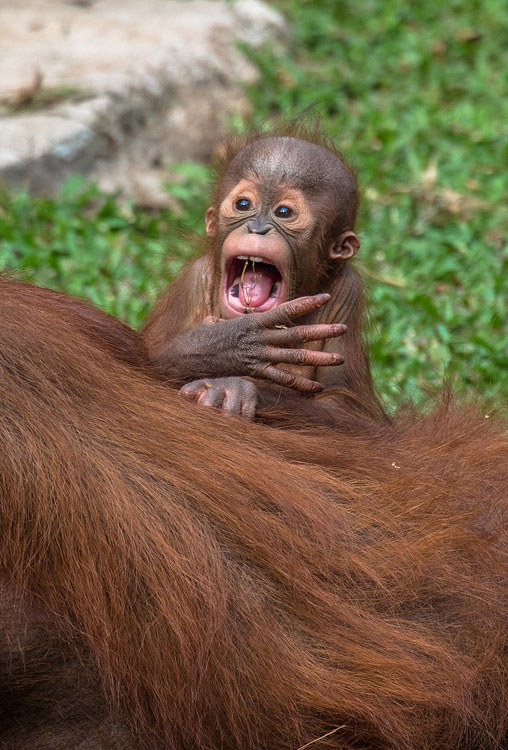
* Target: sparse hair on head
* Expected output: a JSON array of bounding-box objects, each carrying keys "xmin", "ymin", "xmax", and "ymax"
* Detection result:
[{"xmin": 211, "ymin": 120, "xmax": 359, "ymax": 232}]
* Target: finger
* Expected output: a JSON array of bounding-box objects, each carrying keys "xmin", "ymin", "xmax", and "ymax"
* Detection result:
[
  {"xmin": 265, "ymin": 323, "xmax": 347, "ymax": 346},
  {"xmin": 260, "ymin": 347, "xmax": 344, "ymax": 368},
  {"xmin": 202, "ymin": 315, "xmax": 221, "ymax": 326},
  {"xmin": 179, "ymin": 381, "xmax": 208, "ymax": 399},
  {"xmin": 241, "ymin": 398, "xmax": 257, "ymax": 421},
  {"xmin": 222, "ymin": 388, "xmax": 243, "ymax": 417},
  {"xmin": 253, "ymin": 364, "xmax": 324, "ymax": 393},
  {"xmin": 256, "ymin": 294, "xmax": 331, "ymax": 328},
  {"xmin": 198, "ymin": 387, "xmax": 225, "ymax": 409}
]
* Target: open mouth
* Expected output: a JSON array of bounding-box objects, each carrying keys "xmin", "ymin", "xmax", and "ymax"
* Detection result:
[{"xmin": 223, "ymin": 255, "xmax": 285, "ymax": 315}]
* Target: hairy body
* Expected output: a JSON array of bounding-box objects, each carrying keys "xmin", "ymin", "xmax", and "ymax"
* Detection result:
[
  {"xmin": 143, "ymin": 126, "xmax": 381, "ymax": 418},
  {"xmin": 0, "ymin": 583, "xmax": 133, "ymax": 749},
  {"xmin": 0, "ymin": 279, "xmax": 507, "ymax": 749}
]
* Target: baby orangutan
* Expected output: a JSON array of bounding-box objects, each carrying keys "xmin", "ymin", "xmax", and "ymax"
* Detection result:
[{"xmin": 143, "ymin": 126, "xmax": 380, "ymax": 419}]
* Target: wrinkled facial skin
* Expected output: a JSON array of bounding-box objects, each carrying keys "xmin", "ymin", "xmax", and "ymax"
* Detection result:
[
  {"xmin": 205, "ymin": 137, "xmax": 360, "ymax": 320},
  {"xmin": 215, "ymin": 179, "xmax": 313, "ymax": 318}
]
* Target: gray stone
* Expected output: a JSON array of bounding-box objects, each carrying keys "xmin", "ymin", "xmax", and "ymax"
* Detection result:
[{"xmin": 0, "ymin": 0, "xmax": 287, "ymax": 203}]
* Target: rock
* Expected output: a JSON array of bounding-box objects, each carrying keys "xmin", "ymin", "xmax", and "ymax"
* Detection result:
[{"xmin": 0, "ymin": 0, "xmax": 287, "ymax": 203}]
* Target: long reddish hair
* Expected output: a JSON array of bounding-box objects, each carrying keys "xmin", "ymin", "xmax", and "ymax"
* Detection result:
[{"xmin": 1, "ymin": 280, "xmax": 507, "ymax": 749}]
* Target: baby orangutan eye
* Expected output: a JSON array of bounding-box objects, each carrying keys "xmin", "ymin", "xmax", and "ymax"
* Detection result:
[
  {"xmin": 235, "ymin": 198, "xmax": 252, "ymax": 211},
  {"xmin": 274, "ymin": 205, "xmax": 293, "ymax": 218}
]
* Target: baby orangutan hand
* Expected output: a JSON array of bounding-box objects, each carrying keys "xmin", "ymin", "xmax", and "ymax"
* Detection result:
[
  {"xmin": 161, "ymin": 294, "xmax": 347, "ymax": 393},
  {"xmin": 179, "ymin": 377, "xmax": 258, "ymax": 421}
]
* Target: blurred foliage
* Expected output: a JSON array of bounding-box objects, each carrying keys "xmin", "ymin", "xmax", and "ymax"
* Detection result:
[
  {"xmin": 1, "ymin": 0, "xmax": 507, "ymax": 409},
  {"xmin": 0, "ymin": 166, "xmax": 210, "ymax": 322}
]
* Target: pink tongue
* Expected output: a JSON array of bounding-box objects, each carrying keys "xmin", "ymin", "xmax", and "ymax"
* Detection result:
[{"xmin": 236, "ymin": 267, "xmax": 278, "ymax": 308}]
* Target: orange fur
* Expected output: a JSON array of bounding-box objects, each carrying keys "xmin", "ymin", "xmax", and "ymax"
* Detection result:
[{"xmin": 0, "ymin": 279, "xmax": 507, "ymax": 748}]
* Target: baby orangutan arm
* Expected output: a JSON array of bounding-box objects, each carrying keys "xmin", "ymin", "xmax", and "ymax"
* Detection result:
[
  {"xmin": 179, "ymin": 376, "xmax": 337, "ymax": 423},
  {"xmin": 151, "ymin": 294, "xmax": 347, "ymax": 395}
]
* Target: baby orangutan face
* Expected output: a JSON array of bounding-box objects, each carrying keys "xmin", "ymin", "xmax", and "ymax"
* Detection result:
[
  {"xmin": 205, "ymin": 137, "xmax": 361, "ymax": 320},
  {"xmin": 209, "ymin": 179, "xmax": 313, "ymax": 318}
]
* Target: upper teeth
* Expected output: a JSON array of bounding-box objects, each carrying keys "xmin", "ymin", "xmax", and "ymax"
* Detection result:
[{"xmin": 237, "ymin": 255, "xmax": 264, "ymax": 262}]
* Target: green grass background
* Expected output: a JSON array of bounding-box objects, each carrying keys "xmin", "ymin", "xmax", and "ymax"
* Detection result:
[{"xmin": 1, "ymin": 0, "xmax": 506, "ymax": 410}]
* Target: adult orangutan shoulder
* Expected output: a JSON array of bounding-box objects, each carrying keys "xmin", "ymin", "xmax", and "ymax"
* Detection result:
[{"xmin": 1, "ymin": 278, "xmax": 507, "ymax": 748}]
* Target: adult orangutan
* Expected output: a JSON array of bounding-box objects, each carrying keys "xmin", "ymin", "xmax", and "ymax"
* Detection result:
[
  {"xmin": 142, "ymin": 125, "xmax": 382, "ymax": 419},
  {"xmin": 1, "ymin": 278, "xmax": 507, "ymax": 749}
]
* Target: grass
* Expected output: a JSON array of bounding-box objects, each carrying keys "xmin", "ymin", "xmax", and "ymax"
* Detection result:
[{"xmin": 1, "ymin": 0, "xmax": 506, "ymax": 410}]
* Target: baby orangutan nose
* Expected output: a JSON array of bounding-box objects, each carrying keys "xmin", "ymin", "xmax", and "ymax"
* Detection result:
[{"xmin": 247, "ymin": 219, "xmax": 272, "ymax": 235}]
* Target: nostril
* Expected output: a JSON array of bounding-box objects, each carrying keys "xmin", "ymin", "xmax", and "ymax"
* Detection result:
[{"xmin": 247, "ymin": 221, "xmax": 271, "ymax": 235}]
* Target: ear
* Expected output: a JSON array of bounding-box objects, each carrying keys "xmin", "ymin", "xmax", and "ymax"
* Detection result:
[
  {"xmin": 205, "ymin": 206, "xmax": 216, "ymax": 237},
  {"xmin": 328, "ymin": 231, "xmax": 360, "ymax": 261}
]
